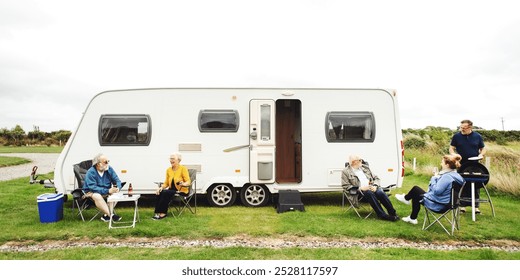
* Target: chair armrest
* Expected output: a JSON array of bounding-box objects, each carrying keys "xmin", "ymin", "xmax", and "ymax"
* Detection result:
[
  {"xmin": 381, "ymin": 184, "xmax": 396, "ymax": 192},
  {"xmin": 346, "ymin": 186, "xmax": 359, "ymax": 195},
  {"xmin": 71, "ymin": 188, "xmax": 85, "ymax": 199}
]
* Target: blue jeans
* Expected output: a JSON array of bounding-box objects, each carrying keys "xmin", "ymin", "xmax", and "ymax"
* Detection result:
[{"xmin": 360, "ymin": 188, "xmax": 397, "ymax": 218}]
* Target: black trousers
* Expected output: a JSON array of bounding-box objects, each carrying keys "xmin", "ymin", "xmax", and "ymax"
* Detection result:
[
  {"xmin": 360, "ymin": 188, "xmax": 397, "ymax": 219},
  {"xmin": 404, "ymin": 186, "xmax": 426, "ymax": 219},
  {"xmin": 154, "ymin": 189, "xmax": 180, "ymax": 214}
]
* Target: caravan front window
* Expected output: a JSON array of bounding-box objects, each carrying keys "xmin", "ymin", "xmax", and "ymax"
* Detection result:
[
  {"xmin": 198, "ymin": 110, "xmax": 239, "ymax": 132},
  {"xmin": 99, "ymin": 115, "xmax": 151, "ymax": 146},
  {"xmin": 325, "ymin": 112, "xmax": 375, "ymax": 142}
]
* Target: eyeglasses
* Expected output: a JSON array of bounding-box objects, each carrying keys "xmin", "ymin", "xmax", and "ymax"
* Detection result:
[{"xmin": 102, "ymin": 160, "xmax": 110, "ymax": 164}]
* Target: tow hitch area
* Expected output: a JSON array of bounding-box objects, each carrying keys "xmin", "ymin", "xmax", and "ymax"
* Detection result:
[{"xmin": 30, "ymin": 166, "xmax": 55, "ymax": 189}]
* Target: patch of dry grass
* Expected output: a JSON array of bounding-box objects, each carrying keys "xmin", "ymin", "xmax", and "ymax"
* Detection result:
[{"xmin": 486, "ymin": 142, "xmax": 520, "ymax": 195}]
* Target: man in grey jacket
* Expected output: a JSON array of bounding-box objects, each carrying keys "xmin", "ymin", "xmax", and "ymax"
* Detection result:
[{"xmin": 342, "ymin": 155, "xmax": 399, "ymax": 221}]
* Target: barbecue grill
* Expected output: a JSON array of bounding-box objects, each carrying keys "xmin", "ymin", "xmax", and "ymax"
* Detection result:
[{"xmin": 458, "ymin": 160, "xmax": 495, "ymax": 220}]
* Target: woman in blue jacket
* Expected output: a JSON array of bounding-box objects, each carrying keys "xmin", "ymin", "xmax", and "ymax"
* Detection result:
[{"xmin": 395, "ymin": 154, "xmax": 464, "ymax": 225}]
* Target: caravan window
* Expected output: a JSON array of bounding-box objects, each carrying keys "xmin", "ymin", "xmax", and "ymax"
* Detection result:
[
  {"xmin": 198, "ymin": 110, "xmax": 239, "ymax": 132},
  {"xmin": 99, "ymin": 115, "xmax": 151, "ymax": 146},
  {"xmin": 325, "ymin": 112, "xmax": 375, "ymax": 142}
]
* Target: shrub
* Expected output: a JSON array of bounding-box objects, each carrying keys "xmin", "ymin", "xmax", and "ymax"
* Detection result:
[{"xmin": 403, "ymin": 134, "xmax": 426, "ymax": 149}]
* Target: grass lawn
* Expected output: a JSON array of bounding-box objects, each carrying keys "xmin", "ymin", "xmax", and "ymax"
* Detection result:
[
  {"xmin": 0, "ymin": 145, "xmax": 63, "ymax": 153},
  {"xmin": 1, "ymin": 172, "xmax": 520, "ymax": 260},
  {"xmin": 0, "ymin": 156, "xmax": 30, "ymax": 167}
]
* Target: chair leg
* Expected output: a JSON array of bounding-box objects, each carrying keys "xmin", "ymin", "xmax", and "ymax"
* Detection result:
[
  {"xmin": 169, "ymin": 203, "xmax": 179, "ymax": 218},
  {"xmin": 423, "ymin": 209, "xmax": 456, "ymax": 236},
  {"xmin": 343, "ymin": 195, "xmax": 373, "ymax": 219},
  {"xmin": 175, "ymin": 197, "xmax": 196, "ymax": 217},
  {"xmin": 89, "ymin": 211, "xmax": 102, "ymax": 222},
  {"xmin": 74, "ymin": 200, "xmax": 86, "ymax": 222}
]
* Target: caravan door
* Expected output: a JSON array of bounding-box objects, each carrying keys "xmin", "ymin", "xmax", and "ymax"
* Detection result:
[{"xmin": 249, "ymin": 100, "xmax": 276, "ymax": 184}]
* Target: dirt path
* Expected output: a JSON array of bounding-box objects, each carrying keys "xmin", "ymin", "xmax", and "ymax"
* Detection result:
[{"xmin": 0, "ymin": 153, "xmax": 59, "ymax": 181}]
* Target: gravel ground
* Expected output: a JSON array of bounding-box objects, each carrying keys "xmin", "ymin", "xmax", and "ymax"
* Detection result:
[
  {"xmin": 1, "ymin": 153, "xmax": 519, "ymax": 254},
  {"xmin": 0, "ymin": 153, "xmax": 59, "ymax": 182},
  {"xmin": 1, "ymin": 236, "xmax": 520, "ymax": 253}
]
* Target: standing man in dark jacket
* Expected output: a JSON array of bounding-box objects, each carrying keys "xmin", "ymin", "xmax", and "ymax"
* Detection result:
[
  {"xmin": 449, "ymin": 119, "xmax": 486, "ymax": 165},
  {"xmin": 449, "ymin": 119, "xmax": 486, "ymax": 213}
]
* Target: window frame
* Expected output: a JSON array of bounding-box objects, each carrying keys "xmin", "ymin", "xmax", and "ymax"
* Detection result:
[
  {"xmin": 325, "ymin": 111, "xmax": 376, "ymax": 143},
  {"xmin": 198, "ymin": 109, "xmax": 240, "ymax": 133},
  {"xmin": 98, "ymin": 114, "xmax": 152, "ymax": 146}
]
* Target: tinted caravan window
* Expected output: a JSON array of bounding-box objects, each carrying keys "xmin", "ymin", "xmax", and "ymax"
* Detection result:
[
  {"xmin": 99, "ymin": 115, "xmax": 151, "ymax": 146},
  {"xmin": 325, "ymin": 112, "xmax": 375, "ymax": 142},
  {"xmin": 199, "ymin": 110, "xmax": 239, "ymax": 132}
]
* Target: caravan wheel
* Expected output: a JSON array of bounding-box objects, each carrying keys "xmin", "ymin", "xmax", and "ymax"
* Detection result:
[
  {"xmin": 240, "ymin": 184, "xmax": 270, "ymax": 207},
  {"xmin": 207, "ymin": 184, "xmax": 236, "ymax": 207}
]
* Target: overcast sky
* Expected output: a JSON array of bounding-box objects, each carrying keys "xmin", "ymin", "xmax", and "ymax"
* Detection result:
[{"xmin": 1, "ymin": 0, "xmax": 519, "ymax": 133}]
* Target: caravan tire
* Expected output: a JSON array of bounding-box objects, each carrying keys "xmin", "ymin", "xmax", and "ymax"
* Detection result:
[
  {"xmin": 240, "ymin": 184, "xmax": 270, "ymax": 207},
  {"xmin": 207, "ymin": 184, "xmax": 236, "ymax": 207}
]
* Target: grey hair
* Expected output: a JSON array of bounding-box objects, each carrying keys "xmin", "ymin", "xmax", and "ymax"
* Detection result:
[
  {"xmin": 349, "ymin": 155, "xmax": 361, "ymax": 164},
  {"xmin": 170, "ymin": 153, "xmax": 182, "ymax": 162},
  {"xmin": 92, "ymin": 153, "xmax": 105, "ymax": 166}
]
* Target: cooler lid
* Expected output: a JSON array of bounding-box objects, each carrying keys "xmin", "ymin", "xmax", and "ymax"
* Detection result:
[{"xmin": 37, "ymin": 193, "xmax": 64, "ymax": 201}]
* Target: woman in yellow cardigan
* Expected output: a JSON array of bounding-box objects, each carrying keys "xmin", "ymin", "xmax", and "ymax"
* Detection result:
[{"xmin": 152, "ymin": 153, "xmax": 191, "ymax": 220}]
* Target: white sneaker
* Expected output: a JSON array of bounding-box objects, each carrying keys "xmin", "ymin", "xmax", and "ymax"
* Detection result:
[
  {"xmin": 402, "ymin": 216, "xmax": 418, "ymax": 225},
  {"xmin": 395, "ymin": 193, "xmax": 410, "ymax": 205}
]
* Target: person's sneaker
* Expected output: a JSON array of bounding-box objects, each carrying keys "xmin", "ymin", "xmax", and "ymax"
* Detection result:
[
  {"xmin": 100, "ymin": 214, "xmax": 110, "ymax": 222},
  {"xmin": 395, "ymin": 194, "xmax": 410, "ymax": 205},
  {"xmin": 152, "ymin": 214, "xmax": 167, "ymax": 220},
  {"xmin": 402, "ymin": 216, "xmax": 418, "ymax": 225},
  {"xmin": 112, "ymin": 214, "xmax": 122, "ymax": 222}
]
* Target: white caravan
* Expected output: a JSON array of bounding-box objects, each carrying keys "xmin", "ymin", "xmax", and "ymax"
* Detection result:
[{"xmin": 54, "ymin": 88, "xmax": 404, "ymax": 207}]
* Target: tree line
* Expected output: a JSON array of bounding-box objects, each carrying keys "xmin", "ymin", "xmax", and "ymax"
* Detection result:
[{"xmin": 0, "ymin": 125, "xmax": 71, "ymax": 147}]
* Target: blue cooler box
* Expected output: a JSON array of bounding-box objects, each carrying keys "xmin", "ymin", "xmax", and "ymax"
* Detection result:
[{"xmin": 37, "ymin": 193, "xmax": 64, "ymax": 223}]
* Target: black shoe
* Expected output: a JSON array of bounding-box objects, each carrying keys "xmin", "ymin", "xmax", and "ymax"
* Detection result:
[
  {"xmin": 112, "ymin": 214, "xmax": 122, "ymax": 222},
  {"xmin": 382, "ymin": 215, "xmax": 399, "ymax": 222},
  {"xmin": 100, "ymin": 214, "xmax": 110, "ymax": 222},
  {"xmin": 389, "ymin": 215, "xmax": 400, "ymax": 222}
]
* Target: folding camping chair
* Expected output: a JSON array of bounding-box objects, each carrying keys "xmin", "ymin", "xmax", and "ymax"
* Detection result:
[
  {"xmin": 342, "ymin": 184, "xmax": 394, "ymax": 219},
  {"xmin": 71, "ymin": 160, "xmax": 101, "ymax": 222},
  {"xmin": 169, "ymin": 169, "xmax": 197, "ymax": 217},
  {"xmin": 342, "ymin": 186, "xmax": 374, "ymax": 218},
  {"xmin": 71, "ymin": 160, "xmax": 125, "ymax": 221},
  {"xmin": 341, "ymin": 159, "xmax": 394, "ymax": 219},
  {"xmin": 422, "ymin": 182, "xmax": 461, "ymax": 236}
]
